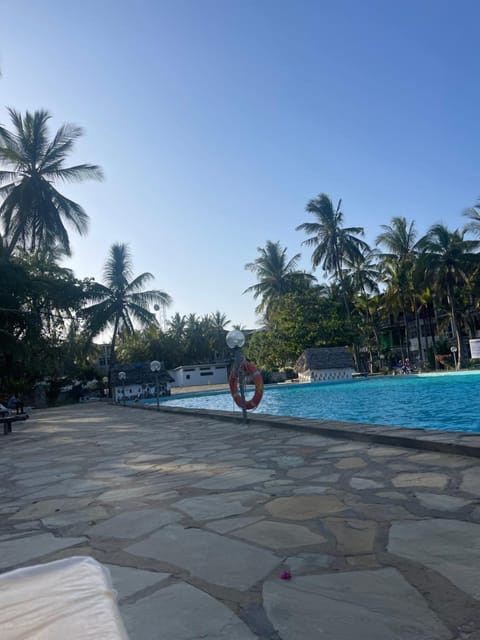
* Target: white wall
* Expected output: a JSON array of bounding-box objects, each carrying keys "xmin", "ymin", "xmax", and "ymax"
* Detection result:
[
  {"xmin": 298, "ymin": 368, "xmax": 354, "ymax": 383},
  {"xmin": 171, "ymin": 364, "xmax": 228, "ymax": 387},
  {"xmin": 113, "ymin": 383, "xmax": 169, "ymax": 402}
]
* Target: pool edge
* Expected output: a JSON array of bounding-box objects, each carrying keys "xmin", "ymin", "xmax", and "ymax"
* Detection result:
[{"xmin": 118, "ymin": 403, "xmax": 480, "ymax": 459}]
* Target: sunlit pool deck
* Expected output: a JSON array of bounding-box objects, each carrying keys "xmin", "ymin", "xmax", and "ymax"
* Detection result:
[
  {"xmin": 1, "ymin": 403, "xmax": 480, "ymax": 639},
  {"xmin": 154, "ymin": 400, "xmax": 480, "ymax": 459}
]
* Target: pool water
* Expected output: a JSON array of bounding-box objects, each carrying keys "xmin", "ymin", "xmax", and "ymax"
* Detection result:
[{"xmin": 155, "ymin": 372, "xmax": 480, "ymax": 433}]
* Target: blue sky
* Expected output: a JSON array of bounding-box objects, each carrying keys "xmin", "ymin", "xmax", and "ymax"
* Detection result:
[{"xmin": 1, "ymin": 0, "xmax": 479, "ymax": 329}]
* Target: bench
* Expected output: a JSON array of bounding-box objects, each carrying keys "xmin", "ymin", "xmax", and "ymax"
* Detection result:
[{"xmin": 1, "ymin": 412, "xmax": 29, "ymax": 435}]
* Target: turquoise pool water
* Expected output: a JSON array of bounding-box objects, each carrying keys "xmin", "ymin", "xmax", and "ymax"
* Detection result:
[{"xmin": 152, "ymin": 372, "xmax": 480, "ymax": 433}]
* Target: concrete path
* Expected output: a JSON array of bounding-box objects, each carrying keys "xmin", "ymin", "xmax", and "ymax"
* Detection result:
[{"xmin": 1, "ymin": 404, "xmax": 480, "ymax": 639}]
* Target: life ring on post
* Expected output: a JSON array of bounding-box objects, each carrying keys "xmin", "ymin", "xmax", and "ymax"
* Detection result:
[{"xmin": 229, "ymin": 362, "xmax": 264, "ymax": 410}]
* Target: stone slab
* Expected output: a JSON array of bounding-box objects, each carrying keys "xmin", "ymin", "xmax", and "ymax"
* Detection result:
[
  {"xmin": 234, "ymin": 520, "xmax": 326, "ymax": 549},
  {"xmin": 0, "ymin": 533, "xmax": 86, "ymax": 570},
  {"xmin": 335, "ymin": 457, "xmax": 367, "ymax": 470},
  {"xmin": 284, "ymin": 552, "xmax": 335, "ymax": 573},
  {"xmin": 415, "ymin": 492, "xmax": 471, "ymax": 511},
  {"xmin": 324, "ymin": 518, "xmax": 377, "ymax": 554},
  {"xmin": 392, "ymin": 472, "xmax": 449, "ymax": 489},
  {"xmin": 350, "ymin": 477, "xmax": 385, "ymax": 490},
  {"xmin": 85, "ymin": 508, "xmax": 181, "ymax": 539},
  {"xmin": 42, "ymin": 506, "xmax": 110, "ymax": 528},
  {"xmin": 105, "ymin": 563, "xmax": 170, "ymax": 600},
  {"xmin": 461, "ymin": 466, "xmax": 480, "ymax": 494},
  {"xmin": 175, "ymin": 491, "xmax": 267, "ymax": 521},
  {"xmin": 287, "ymin": 467, "xmax": 324, "ymax": 479},
  {"xmin": 388, "ymin": 519, "xmax": 480, "ymax": 599},
  {"xmin": 10, "ymin": 497, "xmax": 92, "ymax": 520},
  {"xmin": 263, "ymin": 568, "xmax": 451, "ymax": 639},
  {"xmin": 266, "ymin": 495, "xmax": 345, "ymax": 520},
  {"xmin": 206, "ymin": 516, "xmax": 264, "ymax": 534},
  {"xmin": 192, "ymin": 467, "xmax": 274, "ymax": 490},
  {"xmin": 126, "ymin": 524, "xmax": 279, "ymax": 590},
  {"xmin": 120, "ymin": 582, "xmax": 257, "ymax": 640},
  {"xmin": 291, "ymin": 485, "xmax": 329, "ymax": 495}
]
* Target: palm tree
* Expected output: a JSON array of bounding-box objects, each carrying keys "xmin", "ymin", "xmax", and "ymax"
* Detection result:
[
  {"xmin": 244, "ymin": 240, "xmax": 315, "ymax": 318},
  {"xmin": 463, "ymin": 199, "xmax": 480, "ymax": 237},
  {"xmin": 296, "ymin": 194, "xmax": 368, "ymax": 298},
  {"xmin": 296, "ymin": 194, "xmax": 368, "ymax": 368},
  {"xmin": 167, "ymin": 313, "xmax": 187, "ymax": 342},
  {"xmin": 82, "ymin": 243, "xmax": 171, "ymax": 380},
  {"xmin": 376, "ymin": 217, "xmax": 421, "ymax": 362},
  {"xmin": 417, "ymin": 224, "xmax": 479, "ymax": 369},
  {"xmin": 344, "ymin": 248, "xmax": 381, "ymax": 371},
  {"xmin": 0, "ymin": 108, "xmax": 103, "ymax": 256},
  {"xmin": 209, "ymin": 311, "xmax": 230, "ymax": 360}
]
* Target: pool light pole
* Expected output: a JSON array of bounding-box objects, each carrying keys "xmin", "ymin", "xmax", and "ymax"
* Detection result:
[
  {"xmin": 150, "ymin": 360, "xmax": 162, "ymax": 410},
  {"xmin": 450, "ymin": 346, "xmax": 458, "ymax": 370},
  {"xmin": 102, "ymin": 376, "xmax": 109, "ymax": 399},
  {"xmin": 118, "ymin": 371, "xmax": 126, "ymax": 404},
  {"xmin": 379, "ymin": 353, "xmax": 385, "ymax": 373},
  {"xmin": 226, "ymin": 329, "xmax": 247, "ymax": 422}
]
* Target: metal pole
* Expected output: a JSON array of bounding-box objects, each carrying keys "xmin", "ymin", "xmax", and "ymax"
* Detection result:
[
  {"xmin": 156, "ymin": 372, "xmax": 159, "ymax": 411},
  {"xmin": 235, "ymin": 347, "xmax": 248, "ymax": 424}
]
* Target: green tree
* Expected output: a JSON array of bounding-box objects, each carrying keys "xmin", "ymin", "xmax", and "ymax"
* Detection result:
[
  {"xmin": 0, "ymin": 109, "xmax": 103, "ymax": 256},
  {"xmin": 376, "ymin": 217, "xmax": 422, "ymax": 362},
  {"xmin": 463, "ymin": 199, "xmax": 480, "ymax": 237},
  {"xmin": 83, "ymin": 243, "xmax": 171, "ymax": 380},
  {"xmin": 417, "ymin": 224, "xmax": 479, "ymax": 369},
  {"xmin": 209, "ymin": 311, "xmax": 230, "ymax": 360},
  {"xmin": 0, "ymin": 247, "xmax": 93, "ymax": 389},
  {"xmin": 244, "ymin": 240, "xmax": 315, "ymax": 319},
  {"xmin": 296, "ymin": 194, "xmax": 368, "ymax": 307},
  {"xmin": 246, "ymin": 287, "xmax": 354, "ymax": 370}
]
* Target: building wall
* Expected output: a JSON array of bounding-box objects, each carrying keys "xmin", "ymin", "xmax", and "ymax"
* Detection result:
[
  {"xmin": 298, "ymin": 368, "xmax": 354, "ymax": 383},
  {"xmin": 171, "ymin": 364, "xmax": 228, "ymax": 387},
  {"xmin": 113, "ymin": 382, "xmax": 170, "ymax": 402}
]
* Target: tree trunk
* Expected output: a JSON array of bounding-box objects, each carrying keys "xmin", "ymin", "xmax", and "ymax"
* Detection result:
[
  {"xmin": 107, "ymin": 314, "xmax": 121, "ymax": 396},
  {"xmin": 446, "ymin": 283, "xmax": 461, "ymax": 370},
  {"xmin": 413, "ymin": 302, "xmax": 424, "ymax": 366}
]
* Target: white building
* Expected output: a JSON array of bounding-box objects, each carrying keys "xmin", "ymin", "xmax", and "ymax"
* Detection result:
[{"xmin": 170, "ymin": 363, "xmax": 228, "ymax": 387}]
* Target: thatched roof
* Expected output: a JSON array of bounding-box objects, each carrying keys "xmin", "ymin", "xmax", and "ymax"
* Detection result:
[
  {"xmin": 111, "ymin": 362, "xmax": 174, "ymax": 386},
  {"xmin": 295, "ymin": 347, "xmax": 354, "ymax": 372}
]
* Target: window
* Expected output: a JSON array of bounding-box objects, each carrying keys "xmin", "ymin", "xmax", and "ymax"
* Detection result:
[{"xmin": 200, "ymin": 372, "xmax": 214, "ymax": 376}]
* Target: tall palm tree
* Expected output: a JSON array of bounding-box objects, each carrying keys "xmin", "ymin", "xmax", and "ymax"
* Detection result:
[
  {"xmin": 296, "ymin": 194, "xmax": 368, "ymax": 295},
  {"xmin": 209, "ymin": 311, "xmax": 230, "ymax": 360},
  {"xmin": 0, "ymin": 108, "xmax": 103, "ymax": 256},
  {"xmin": 83, "ymin": 243, "xmax": 171, "ymax": 380},
  {"xmin": 376, "ymin": 217, "xmax": 421, "ymax": 362},
  {"xmin": 463, "ymin": 199, "xmax": 480, "ymax": 237},
  {"xmin": 167, "ymin": 312, "xmax": 187, "ymax": 342},
  {"xmin": 244, "ymin": 240, "xmax": 315, "ymax": 318},
  {"xmin": 296, "ymin": 194, "xmax": 368, "ymax": 368},
  {"xmin": 417, "ymin": 224, "xmax": 479, "ymax": 369}
]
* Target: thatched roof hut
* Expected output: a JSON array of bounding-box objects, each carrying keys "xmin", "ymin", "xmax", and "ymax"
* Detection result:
[{"xmin": 295, "ymin": 347, "xmax": 355, "ymax": 383}]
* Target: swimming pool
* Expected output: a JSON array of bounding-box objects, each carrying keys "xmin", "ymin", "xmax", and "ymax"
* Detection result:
[{"xmin": 153, "ymin": 372, "xmax": 480, "ymax": 433}]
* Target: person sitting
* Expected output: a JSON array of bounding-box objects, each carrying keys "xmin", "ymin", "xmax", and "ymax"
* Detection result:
[{"xmin": 7, "ymin": 394, "xmax": 24, "ymax": 414}]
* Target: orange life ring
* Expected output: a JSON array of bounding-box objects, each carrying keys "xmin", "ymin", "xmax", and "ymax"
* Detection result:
[{"xmin": 229, "ymin": 362, "xmax": 264, "ymax": 410}]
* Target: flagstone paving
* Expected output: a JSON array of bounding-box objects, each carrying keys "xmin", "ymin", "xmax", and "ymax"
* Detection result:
[{"xmin": 1, "ymin": 404, "xmax": 480, "ymax": 638}]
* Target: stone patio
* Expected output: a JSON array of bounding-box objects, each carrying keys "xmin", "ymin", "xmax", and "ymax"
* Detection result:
[{"xmin": 1, "ymin": 404, "xmax": 480, "ymax": 638}]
